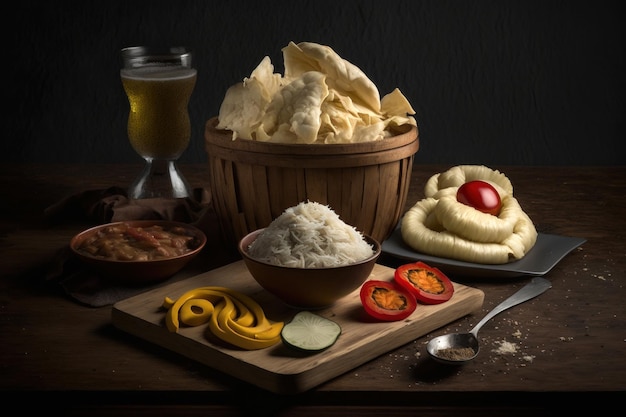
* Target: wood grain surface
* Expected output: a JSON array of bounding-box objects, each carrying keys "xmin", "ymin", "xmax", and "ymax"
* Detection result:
[
  {"xmin": 112, "ymin": 261, "xmax": 484, "ymax": 394},
  {"xmin": 1, "ymin": 164, "xmax": 624, "ymax": 416}
]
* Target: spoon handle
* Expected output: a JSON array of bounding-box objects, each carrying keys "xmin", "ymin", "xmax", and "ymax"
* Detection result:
[{"xmin": 470, "ymin": 277, "xmax": 552, "ymax": 337}]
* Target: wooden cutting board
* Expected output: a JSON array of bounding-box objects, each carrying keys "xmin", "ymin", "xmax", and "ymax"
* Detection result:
[{"xmin": 111, "ymin": 261, "xmax": 484, "ymax": 394}]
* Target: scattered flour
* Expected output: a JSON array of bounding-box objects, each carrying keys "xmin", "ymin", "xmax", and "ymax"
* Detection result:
[{"xmin": 492, "ymin": 340, "xmax": 518, "ymax": 355}]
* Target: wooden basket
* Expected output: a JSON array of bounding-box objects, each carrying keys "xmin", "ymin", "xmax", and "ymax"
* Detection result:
[{"xmin": 204, "ymin": 116, "xmax": 419, "ymax": 249}]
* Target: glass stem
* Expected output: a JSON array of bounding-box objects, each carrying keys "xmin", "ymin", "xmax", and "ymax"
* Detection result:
[{"xmin": 128, "ymin": 158, "xmax": 191, "ymax": 200}]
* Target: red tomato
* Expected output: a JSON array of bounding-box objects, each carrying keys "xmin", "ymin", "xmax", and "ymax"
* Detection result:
[
  {"xmin": 394, "ymin": 262, "xmax": 454, "ymax": 305},
  {"xmin": 456, "ymin": 180, "xmax": 502, "ymax": 216},
  {"xmin": 359, "ymin": 280, "xmax": 417, "ymax": 321}
]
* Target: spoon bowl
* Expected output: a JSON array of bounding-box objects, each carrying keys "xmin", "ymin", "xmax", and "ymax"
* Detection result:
[
  {"xmin": 426, "ymin": 277, "xmax": 552, "ymax": 365},
  {"xmin": 427, "ymin": 333, "xmax": 479, "ymax": 364}
]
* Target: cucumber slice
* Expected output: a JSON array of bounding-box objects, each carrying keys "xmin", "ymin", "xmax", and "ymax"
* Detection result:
[{"xmin": 281, "ymin": 311, "xmax": 341, "ymax": 352}]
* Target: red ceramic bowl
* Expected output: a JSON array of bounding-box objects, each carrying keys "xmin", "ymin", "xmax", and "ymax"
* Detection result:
[
  {"xmin": 70, "ymin": 220, "xmax": 206, "ymax": 285},
  {"xmin": 238, "ymin": 228, "xmax": 381, "ymax": 309}
]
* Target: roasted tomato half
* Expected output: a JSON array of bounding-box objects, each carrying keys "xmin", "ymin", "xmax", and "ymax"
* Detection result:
[
  {"xmin": 359, "ymin": 280, "xmax": 417, "ymax": 321},
  {"xmin": 394, "ymin": 261, "xmax": 454, "ymax": 305}
]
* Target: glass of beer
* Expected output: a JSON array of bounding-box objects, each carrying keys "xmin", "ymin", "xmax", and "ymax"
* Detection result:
[{"xmin": 120, "ymin": 46, "xmax": 197, "ymax": 199}]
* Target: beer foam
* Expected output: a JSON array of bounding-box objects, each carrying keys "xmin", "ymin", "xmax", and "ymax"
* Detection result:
[{"xmin": 121, "ymin": 66, "xmax": 196, "ymax": 81}]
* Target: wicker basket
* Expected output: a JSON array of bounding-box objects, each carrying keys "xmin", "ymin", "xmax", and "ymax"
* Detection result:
[{"xmin": 204, "ymin": 116, "xmax": 419, "ymax": 249}]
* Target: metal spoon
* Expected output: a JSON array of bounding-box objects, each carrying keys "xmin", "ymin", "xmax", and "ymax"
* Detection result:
[{"xmin": 426, "ymin": 277, "xmax": 552, "ymax": 365}]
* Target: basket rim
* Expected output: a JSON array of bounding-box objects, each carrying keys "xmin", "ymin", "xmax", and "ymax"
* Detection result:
[{"xmin": 204, "ymin": 116, "xmax": 418, "ymax": 157}]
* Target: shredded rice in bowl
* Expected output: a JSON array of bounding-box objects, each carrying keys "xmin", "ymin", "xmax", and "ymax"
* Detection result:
[{"xmin": 247, "ymin": 201, "xmax": 375, "ymax": 268}]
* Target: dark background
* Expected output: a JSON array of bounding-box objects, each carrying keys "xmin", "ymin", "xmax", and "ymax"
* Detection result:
[{"xmin": 5, "ymin": 0, "xmax": 624, "ymax": 166}]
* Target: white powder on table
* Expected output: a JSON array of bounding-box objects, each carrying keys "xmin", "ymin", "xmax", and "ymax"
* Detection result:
[{"xmin": 492, "ymin": 340, "xmax": 518, "ymax": 355}]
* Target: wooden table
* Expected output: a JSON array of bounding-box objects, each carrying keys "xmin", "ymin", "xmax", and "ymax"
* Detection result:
[{"xmin": 1, "ymin": 163, "xmax": 624, "ymax": 415}]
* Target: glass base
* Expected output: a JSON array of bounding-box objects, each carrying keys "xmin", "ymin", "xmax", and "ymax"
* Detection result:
[{"xmin": 128, "ymin": 159, "xmax": 192, "ymax": 200}]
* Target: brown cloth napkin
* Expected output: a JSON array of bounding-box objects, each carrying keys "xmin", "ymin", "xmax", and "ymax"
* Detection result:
[
  {"xmin": 45, "ymin": 186, "xmax": 212, "ymax": 225},
  {"xmin": 44, "ymin": 186, "xmax": 221, "ymax": 307}
]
